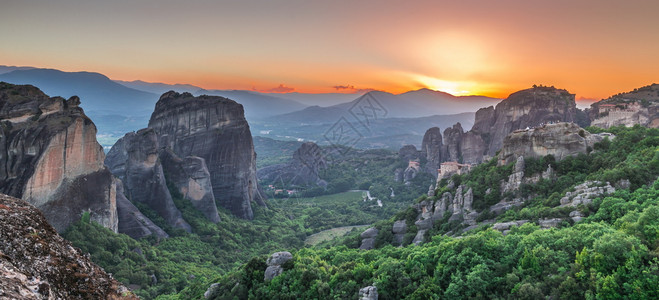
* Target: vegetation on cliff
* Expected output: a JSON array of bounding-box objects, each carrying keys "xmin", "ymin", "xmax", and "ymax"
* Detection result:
[{"xmin": 197, "ymin": 125, "xmax": 659, "ymax": 299}]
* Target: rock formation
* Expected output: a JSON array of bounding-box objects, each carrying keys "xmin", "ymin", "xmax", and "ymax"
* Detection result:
[
  {"xmin": 497, "ymin": 123, "xmax": 613, "ymax": 165},
  {"xmin": 115, "ymin": 178, "xmax": 169, "ymax": 239},
  {"xmin": 0, "ymin": 83, "xmax": 118, "ymax": 232},
  {"xmin": 392, "ymin": 220, "xmax": 407, "ymax": 246},
  {"xmin": 258, "ymin": 142, "xmax": 327, "ymax": 187},
  {"xmin": 421, "ymin": 127, "xmax": 443, "ymax": 176},
  {"xmin": 426, "ymin": 86, "xmax": 579, "ymax": 167},
  {"xmin": 398, "ymin": 144, "xmax": 420, "ymax": 161},
  {"xmin": 443, "ymin": 123, "xmax": 464, "ymax": 162},
  {"xmin": 481, "ymin": 86, "xmax": 578, "ymax": 156},
  {"xmin": 105, "ymin": 129, "xmax": 191, "ymax": 232},
  {"xmin": 560, "ymin": 181, "xmax": 615, "ymax": 207},
  {"xmin": 148, "ymin": 92, "xmax": 266, "ymax": 220},
  {"xmin": 359, "ymin": 286, "xmax": 378, "ymax": 300},
  {"xmin": 589, "ymin": 83, "xmax": 659, "ymax": 128},
  {"xmin": 160, "ymin": 150, "xmax": 220, "ymax": 223},
  {"xmin": 264, "ymin": 251, "xmax": 293, "ymax": 281},
  {"xmin": 359, "ymin": 227, "xmax": 379, "ymax": 250},
  {"xmin": 0, "ymin": 193, "xmax": 136, "ymax": 299}
]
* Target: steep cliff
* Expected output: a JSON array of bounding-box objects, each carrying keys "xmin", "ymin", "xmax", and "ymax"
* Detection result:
[
  {"xmin": 443, "ymin": 123, "xmax": 464, "ymax": 162},
  {"xmin": 497, "ymin": 122, "xmax": 613, "ymax": 165},
  {"xmin": 483, "ymin": 86, "xmax": 577, "ymax": 155},
  {"xmin": 0, "ymin": 82, "xmax": 117, "ymax": 232},
  {"xmin": 105, "ymin": 129, "xmax": 191, "ymax": 232},
  {"xmin": 0, "ymin": 193, "xmax": 135, "ymax": 299},
  {"xmin": 436, "ymin": 86, "xmax": 578, "ymax": 165},
  {"xmin": 115, "ymin": 178, "xmax": 169, "ymax": 239},
  {"xmin": 160, "ymin": 149, "xmax": 220, "ymax": 223},
  {"xmin": 420, "ymin": 127, "xmax": 443, "ymax": 176},
  {"xmin": 148, "ymin": 92, "xmax": 266, "ymax": 220}
]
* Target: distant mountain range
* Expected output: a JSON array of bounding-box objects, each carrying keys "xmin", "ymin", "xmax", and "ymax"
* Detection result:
[
  {"xmin": 0, "ymin": 68, "xmax": 158, "ymax": 114},
  {"xmin": 0, "ymin": 65, "xmax": 501, "ymax": 150},
  {"xmin": 272, "ymin": 89, "xmax": 500, "ymax": 124}
]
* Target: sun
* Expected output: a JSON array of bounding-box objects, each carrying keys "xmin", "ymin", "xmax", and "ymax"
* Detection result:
[{"xmin": 414, "ymin": 75, "xmax": 475, "ymax": 96}]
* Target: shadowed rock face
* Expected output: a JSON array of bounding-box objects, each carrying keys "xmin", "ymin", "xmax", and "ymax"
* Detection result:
[
  {"xmin": 0, "ymin": 193, "xmax": 136, "ymax": 299},
  {"xmin": 443, "ymin": 123, "xmax": 464, "ymax": 162},
  {"xmin": 0, "ymin": 83, "xmax": 117, "ymax": 232},
  {"xmin": 421, "ymin": 127, "xmax": 443, "ymax": 177},
  {"xmin": 148, "ymin": 91, "xmax": 266, "ymax": 220},
  {"xmin": 160, "ymin": 149, "xmax": 220, "ymax": 223},
  {"xmin": 115, "ymin": 178, "xmax": 168, "ymax": 239},
  {"xmin": 105, "ymin": 129, "xmax": 191, "ymax": 232},
  {"xmin": 258, "ymin": 142, "xmax": 327, "ymax": 186}
]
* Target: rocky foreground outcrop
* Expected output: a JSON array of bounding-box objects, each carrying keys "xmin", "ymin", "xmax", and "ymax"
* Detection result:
[
  {"xmin": 148, "ymin": 92, "xmax": 266, "ymax": 220},
  {"xmin": 0, "ymin": 82, "xmax": 118, "ymax": 232},
  {"xmin": 0, "ymin": 193, "xmax": 136, "ymax": 299}
]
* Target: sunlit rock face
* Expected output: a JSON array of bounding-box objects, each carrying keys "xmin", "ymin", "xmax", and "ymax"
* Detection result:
[
  {"xmin": 0, "ymin": 83, "xmax": 117, "ymax": 232},
  {"xmin": 148, "ymin": 91, "xmax": 266, "ymax": 220},
  {"xmin": 497, "ymin": 122, "xmax": 613, "ymax": 166},
  {"xmin": 481, "ymin": 86, "xmax": 578, "ymax": 156}
]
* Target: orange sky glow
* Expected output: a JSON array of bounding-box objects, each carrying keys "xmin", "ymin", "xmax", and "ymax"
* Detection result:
[{"xmin": 2, "ymin": 0, "xmax": 658, "ymax": 100}]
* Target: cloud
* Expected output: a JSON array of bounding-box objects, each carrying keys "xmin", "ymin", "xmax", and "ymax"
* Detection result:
[
  {"xmin": 332, "ymin": 84, "xmax": 377, "ymax": 94},
  {"xmin": 257, "ymin": 84, "xmax": 295, "ymax": 93}
]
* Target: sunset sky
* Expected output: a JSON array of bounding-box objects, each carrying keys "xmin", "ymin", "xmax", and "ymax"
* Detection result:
[{"xmin": 2, "ymin": 0, "xmax": 659, "ymax": 99}]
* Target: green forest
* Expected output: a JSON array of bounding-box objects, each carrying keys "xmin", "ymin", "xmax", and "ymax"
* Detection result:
[{"xmin": 63, "ymin": 125, "xmax": 659, "ymax": 299}]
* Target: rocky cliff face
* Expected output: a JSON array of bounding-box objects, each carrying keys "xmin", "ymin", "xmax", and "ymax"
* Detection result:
[
  {"xmin": 160, "ymin": 149, "xmax": 220, "ymax": 223},
  {"xmin": 148, "ymin": 92, "xmax": 266, "ymax": 220},
  {"xmin": 443, "ymin": 123, "xmax": 464, "ymax": 162},
  {"xmin": 105, "ymin": 129, "xmax": 191, "ymax": 232},
  {"xmin": 0, "ymin": 83, "xmax": 118, "ymax": 232},
  {"xmin": 0, "ymin": 193, "xmax": 135, "ymax": 299},
  {"xmin": 497, "ymin": 122, "xmax": 613, "ymax": 165},
  {"xmin": 430, "ymin": 86, "xmax": 578, "ymax": 166},
  {"xmin": 483, "ymin": 87, "xmax": 577, "ymax": 156},
  {"xmin": 115, "ymin": 178, "xmax": 169, "ymax": 239},
  {"xmin": 589, "ymin": 83, "xmax": 659, "ymax": 129},
  {"xmin": 421, "ymin": 127, "xmax": 443, "ymax": 176},
  {"xmin": 258, "ymin": 142, "xmax": 327, "ymax": 187}
]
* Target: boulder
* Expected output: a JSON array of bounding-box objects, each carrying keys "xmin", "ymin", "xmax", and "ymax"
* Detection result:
[
  {"xmin": 359, "ymin": 286, "xmax": 378, "ymax": 300},
  {"xmin": 359, "ymin": 227, "xmax": 379, "ymax": 250},
  {"xmin": 264, "ymin": 251, "xmax": 293, "ymax": 281}
]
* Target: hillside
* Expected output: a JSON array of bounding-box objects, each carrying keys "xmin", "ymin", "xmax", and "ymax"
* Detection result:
[{"xmin": 198, "ymin": 125, "xmax": 659, "ymax": 299}]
